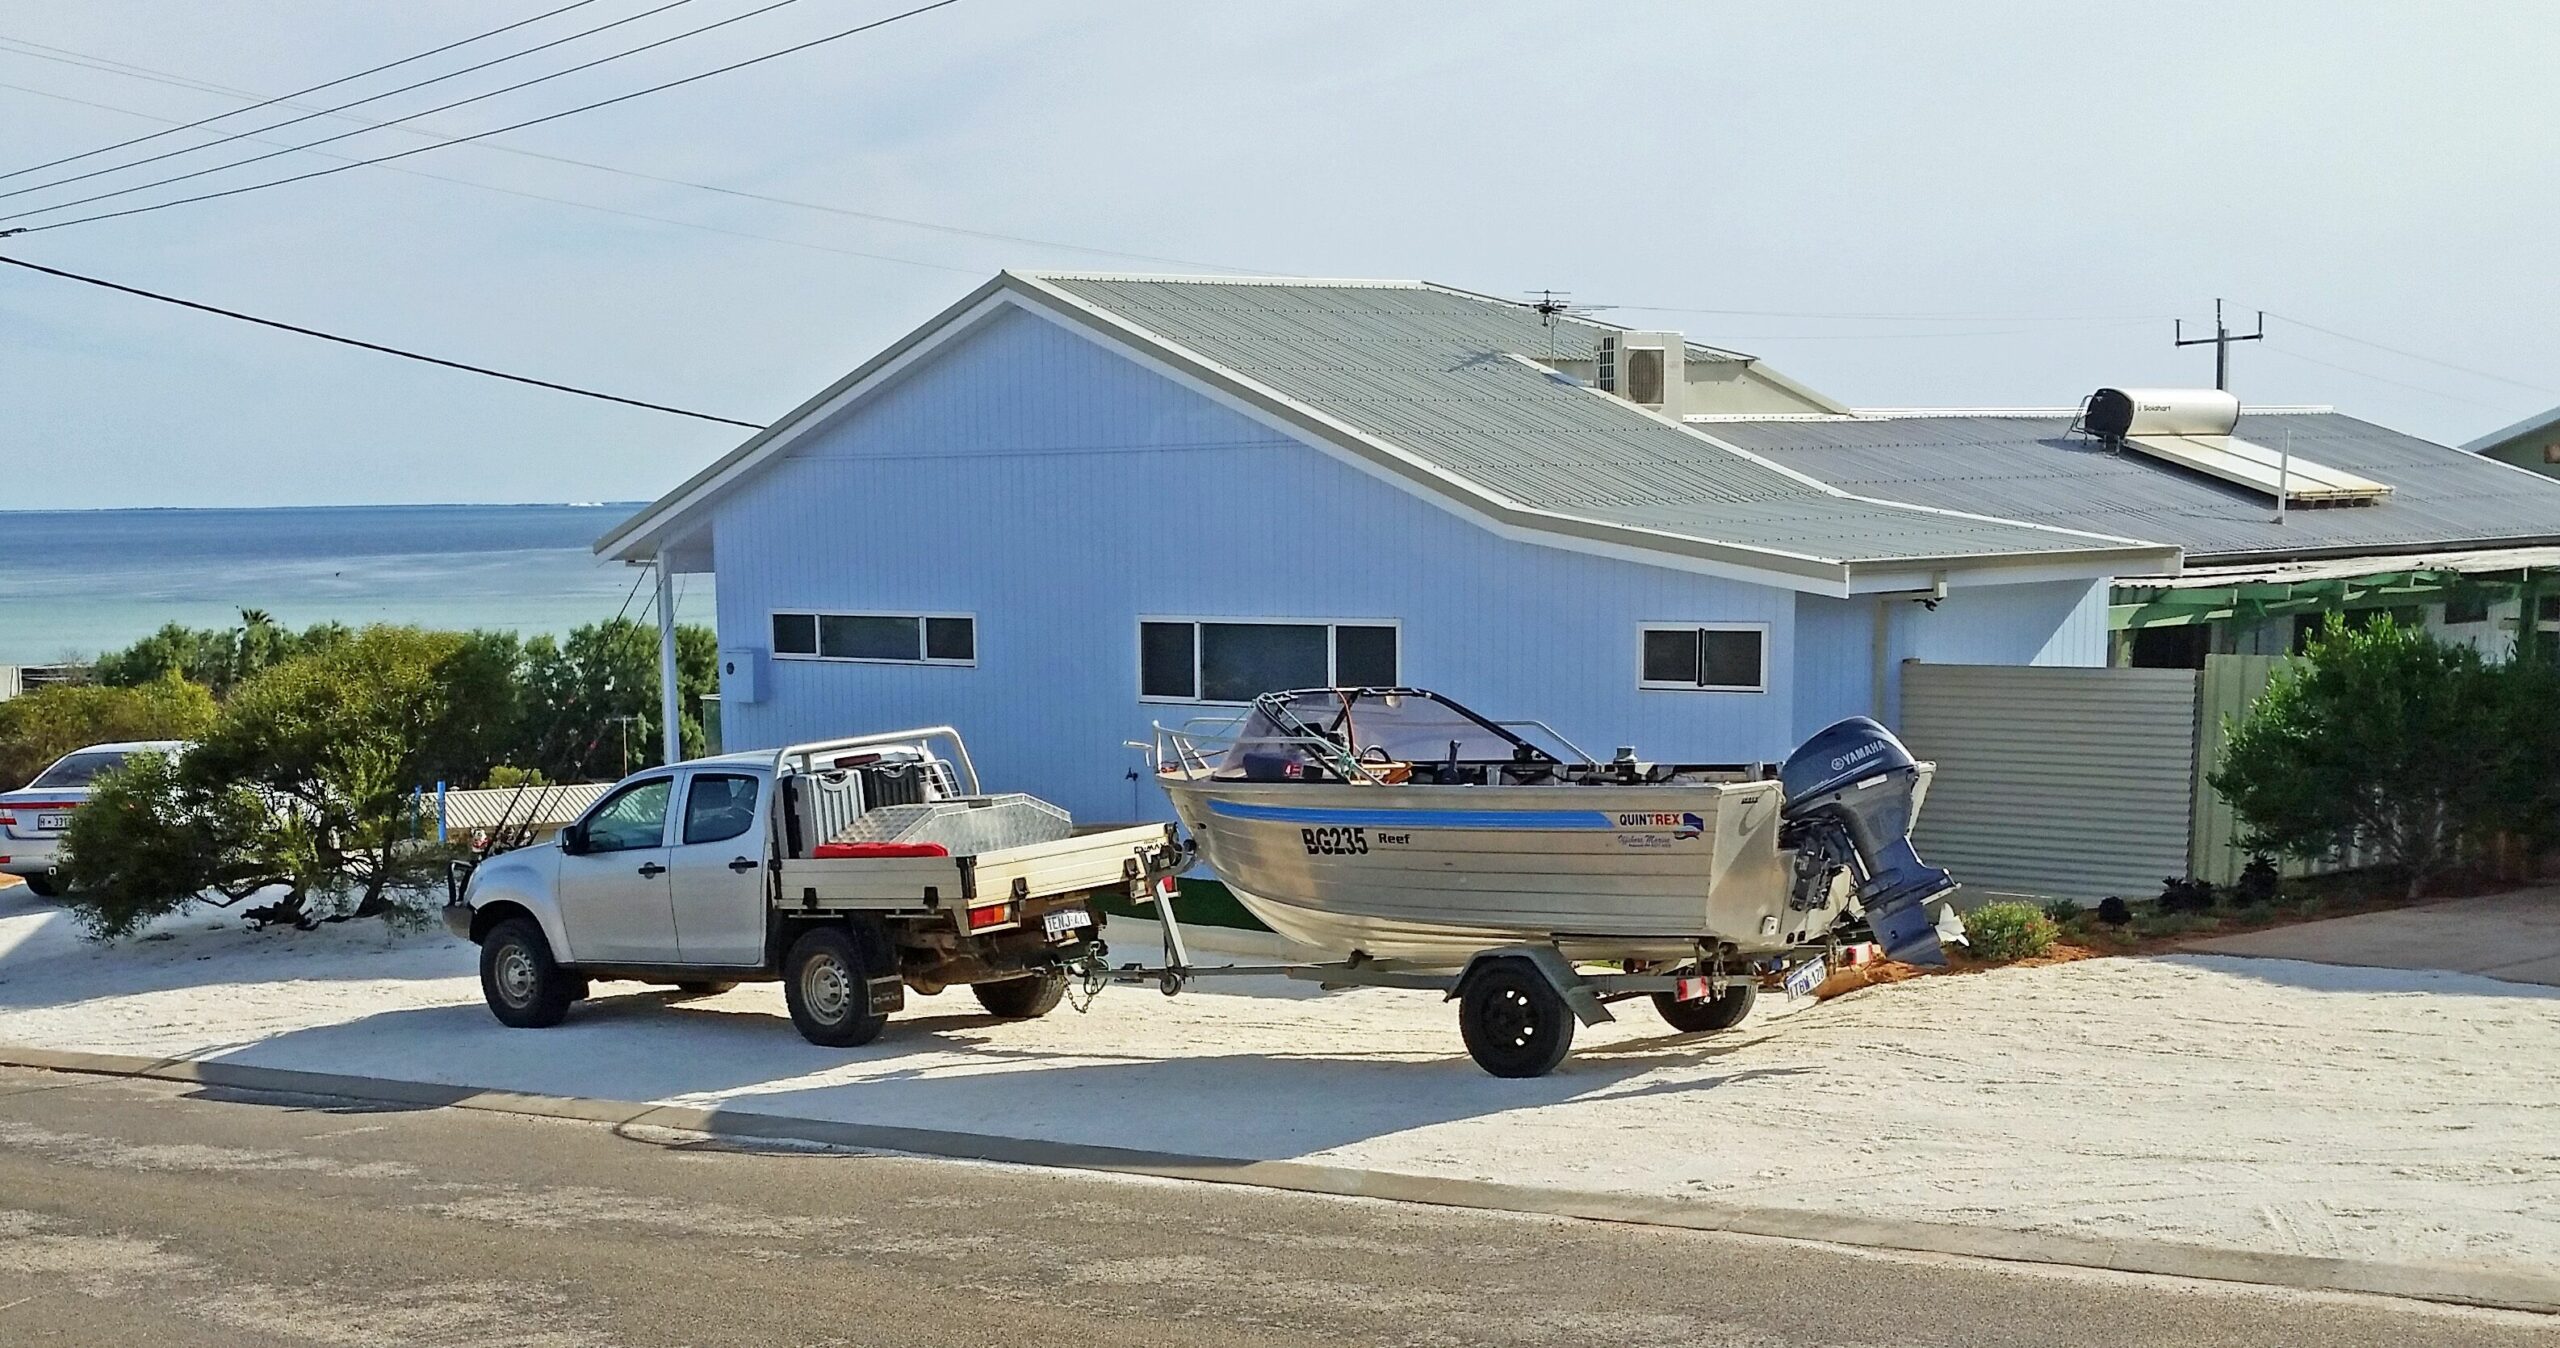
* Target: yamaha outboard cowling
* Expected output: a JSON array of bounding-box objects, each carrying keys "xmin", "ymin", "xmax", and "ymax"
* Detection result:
[{"xmin": 1780, "ymin": 717, "xmax": 1958, "ymax": 965}]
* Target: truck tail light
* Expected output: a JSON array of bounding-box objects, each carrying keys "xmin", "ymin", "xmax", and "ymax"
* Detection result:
[{"xmin": 966, "ymin": 903, "xmax": 1015, "ymax": 931}]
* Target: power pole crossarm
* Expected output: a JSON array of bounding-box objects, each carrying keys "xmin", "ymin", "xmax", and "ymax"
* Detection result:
[{"xmin": 2175, "ymin": 297, "xmax": 2265, "ymax": 391}]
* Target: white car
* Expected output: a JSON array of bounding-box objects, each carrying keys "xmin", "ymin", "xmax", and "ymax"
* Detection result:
[{"xmin": 0, "ymin": 740, "xmax": 187, "ymax": 897}]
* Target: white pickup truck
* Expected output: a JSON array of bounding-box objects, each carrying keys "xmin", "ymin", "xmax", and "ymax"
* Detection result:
[{"xmin": 444, "ymin": 728, "xmax": 1184, "ymax": 1047}]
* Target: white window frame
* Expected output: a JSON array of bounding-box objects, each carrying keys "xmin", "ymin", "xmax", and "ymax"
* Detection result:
[
  {"xmin": 1136, "ymin": 616, "xmax": 1402, "ymax": 705},
  {"xmin": 1637, "ymin": 622, "xmax": 1769, "ymax": 694},
  {"xmin": 770, "ymin": 610, "xmax": 977, "ymax": 667}
]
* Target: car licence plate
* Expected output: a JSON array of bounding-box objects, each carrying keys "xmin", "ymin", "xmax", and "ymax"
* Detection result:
[
  {"xmin": 1783, "ymin": 957, "xmax": 1827, "ymax": 999},
  {"xmin": 1042, "ymin": 908, "xmax": 1092, "ymax": 938},
  {"xmin": 34, "ymin": 813, "xmax": 71, "ymax": 832}
]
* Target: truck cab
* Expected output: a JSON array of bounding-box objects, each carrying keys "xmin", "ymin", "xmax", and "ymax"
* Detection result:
[{"xmin": 447, "ymin": 728, "xmax": 1182, "ymax": 1048}]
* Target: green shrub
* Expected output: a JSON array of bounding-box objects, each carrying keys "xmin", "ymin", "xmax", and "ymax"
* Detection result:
[
  {"xmin": 2212, "ymin": 615, "xmax": 2510, "ymax": 898},
  {"xmin": 1962, "ymin": 901, "xmax": 2060, "ymax": 962},
  {"xmin": 0, "ymin": 676, "xmax": 217, "ymax": 789},
  {"xmin": 2040, "ymin": 898, "xmax": 2081, "ymax": 926},
  {"xmin": 2234, "ymin": 854, "xmax": 2282, "ymax": 905}
]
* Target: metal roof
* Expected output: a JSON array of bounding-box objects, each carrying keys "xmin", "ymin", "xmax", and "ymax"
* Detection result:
[
  {"xmin": 1709, "ymin": 411, "xmax": 2560, "ymax": 564},
  {"xmin": 600, "ymin": 273, "xmax": 2180, "ymax": 590},
  {"xmin": 1029, "ymin": 276, "xmax": 2168, "ymax": 574}
]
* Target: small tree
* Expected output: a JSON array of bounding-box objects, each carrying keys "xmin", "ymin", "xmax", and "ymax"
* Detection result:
[
  {"xmin": 516, "ymin": 619, "xmax": 717, "ymax": 780},
  {"xmin": 59, "ymin": 626, "xmax": 496, "ymax": 933},
  {"xmin": 2211, "ymin": 614, "xmax": 2506, "ymax": 898},
  {"xmin": 0, "ymin": 676, "xmax": 217, "ymax": 789}
]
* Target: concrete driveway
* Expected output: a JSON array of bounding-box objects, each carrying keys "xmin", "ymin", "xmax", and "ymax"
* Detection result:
[{"xmin": 2188, "ymin": 888, "xmax": 2560, "ymax": 987}]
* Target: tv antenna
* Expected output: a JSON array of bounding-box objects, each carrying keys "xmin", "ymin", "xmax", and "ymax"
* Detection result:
[
  {"xmin": 1525, "ymin": 290, "xmax": 1612, "ymax": 361},
  {"xmin": 2175, "ymin": 297, "xmax": 2264, "ymax": 391}
]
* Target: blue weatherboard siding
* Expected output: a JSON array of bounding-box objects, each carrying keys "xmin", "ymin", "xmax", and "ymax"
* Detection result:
[
  {"xmin": 704, "ymin": 305, "xmax": 2107, "ymax": 823},
  {"xmin": 1205, "ymin": 798, "xmax": 1618, "ymax": 830}
]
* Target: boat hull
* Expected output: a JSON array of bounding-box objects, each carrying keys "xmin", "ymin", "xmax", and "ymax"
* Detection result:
[{"xmin": 1163, "ymin": 777, "xmax": 1826, "ymax": 965}]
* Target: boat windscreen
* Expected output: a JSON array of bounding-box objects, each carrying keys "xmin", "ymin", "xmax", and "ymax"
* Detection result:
[{"xmin": 1240, "ymin": 690, "xmax": 1551, "ymax": 766}]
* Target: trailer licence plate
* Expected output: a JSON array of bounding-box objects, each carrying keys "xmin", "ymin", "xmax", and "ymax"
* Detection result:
[
  {"xmin": 35, "ymin": 813, "xmax": 71, "ymax": 832},
  {"xmin": 1042, "ymin": 908, "xmax": 1092, "ymax": 938},
  {"xmin": 1783, "ymin": 957, "xmax": 1827, "ymax": 999}
]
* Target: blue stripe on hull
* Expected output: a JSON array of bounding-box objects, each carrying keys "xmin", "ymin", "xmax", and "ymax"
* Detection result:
[{"xmin": 1204, "ymin": 798, "xmax": 1617, "ymax": 831}]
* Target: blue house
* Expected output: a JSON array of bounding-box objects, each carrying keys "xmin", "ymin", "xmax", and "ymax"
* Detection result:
[{"xmin": 598, "ymin": 274, "xmax": 2177, "ymax": 822}]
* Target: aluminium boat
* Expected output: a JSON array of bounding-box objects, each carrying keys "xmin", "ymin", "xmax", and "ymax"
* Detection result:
[{"xmin": 1149, "ymin": 688, "xmax": 1958, "ymax": 968}]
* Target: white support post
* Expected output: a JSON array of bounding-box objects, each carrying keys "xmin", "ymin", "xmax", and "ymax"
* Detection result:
[{"xmin": 655, "ymin": 559, "xmax": 682, "ymax": 766}]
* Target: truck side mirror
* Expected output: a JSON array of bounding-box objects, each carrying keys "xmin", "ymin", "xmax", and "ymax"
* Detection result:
[{"xmin": 559, "ymin": 823, "xmax": 589, "ymax": 855}]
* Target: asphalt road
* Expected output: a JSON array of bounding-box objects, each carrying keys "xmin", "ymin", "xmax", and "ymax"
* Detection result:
[{"xmin": 0, "ymin": 1066, "xmax": 2549, "ymax": 1348}]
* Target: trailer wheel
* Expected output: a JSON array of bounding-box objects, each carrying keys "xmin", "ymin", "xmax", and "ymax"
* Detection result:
[
  {"xmin": 783, "ymin": 927, "xmax": 888, "ymax": 1048},
  {"xmin": 1654, "ymin": 981, "xmax": 1756, "ymax": 1034},
  {"xmin": 479, "ymin": 917, "xmax": 574, "ymax": 1028},
  {"xmin": 972, "ymin": 970, "xmax": 1067, "ymax": 1019},
  {"xmin": 1458, "ymin": 958, "xmax": 1575, "ymax": 1078}
]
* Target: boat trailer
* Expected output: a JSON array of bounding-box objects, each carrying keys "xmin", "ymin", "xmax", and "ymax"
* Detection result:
[{"xmin": 1069, "ymin": 869, "xmax": 1838, "ymax": 1078}]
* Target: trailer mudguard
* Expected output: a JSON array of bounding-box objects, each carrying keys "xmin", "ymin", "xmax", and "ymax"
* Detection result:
[{"xmin": 1452, "ymin": 945, "xmax": 1615, "ymax": 1027}]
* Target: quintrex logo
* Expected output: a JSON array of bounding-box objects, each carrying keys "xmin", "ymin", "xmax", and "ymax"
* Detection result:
[
  {"xmin": 1829, "ymin": 740, "xmax": 1888, "ymax": 773},
  {"xmin": 1615, "ymin": 811, "xmax": 1708, "ymax": 840}
]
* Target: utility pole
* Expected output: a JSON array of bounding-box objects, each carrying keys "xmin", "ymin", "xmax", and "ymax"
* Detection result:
[{"xmin": 2175, "ymin": 298, "xmax": 2264, "ymax": 391}]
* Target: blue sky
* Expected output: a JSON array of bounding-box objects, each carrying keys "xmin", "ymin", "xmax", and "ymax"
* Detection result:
[{"xmin": 2, "ymin": 0, "xmax": 2553, "ymax": 509}]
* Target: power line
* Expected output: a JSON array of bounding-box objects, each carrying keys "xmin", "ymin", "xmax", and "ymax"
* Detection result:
[
  {"xmin": 2, "ymin": 0, "xmax": 964, "ymax": 236},
  {"xmin": 0, "ymin": 1, "xmax": 603, "ymax": 184},
  {"xmin": 0, "ymin": 254, "xmax": 761, "ymax": 427},
  {"xmin": 0, "ymin": 0, "xmax": 704, "ymax": 209},
  {"xmin": 2257, "ymin": 344, "xmax": 2520, "ymax": 414},
  {"xmin": 0, "ymin": 33, "xmax": 1262, "ymax": 272},
  {"xmin": 1605, "ymin": 302, "xmax": 2177, "ymax": 324},
  {"xmin": 1, "ymin": 0, "xmax": 800, "ymax": 225},
  {"xmin": 2268, "ymin": 310, "xmax": 2559, "ymax": 399},
  {"xmin": 0, "ymin": 79, "xmax": 982, "ymax": 274}
]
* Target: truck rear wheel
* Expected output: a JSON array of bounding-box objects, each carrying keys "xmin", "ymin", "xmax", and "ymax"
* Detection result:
[
  {"xmin": 480, "ymin": 917, "xmax": 574, "ymax": 1028},
  {"xmin": 20, "ymin": 874, "xmax": 59, "ymax": 899},
  {"xmin": 973, "ymin": 970, "xmax": 1067, "ymax": 1019},
  {"xmin": 1654, "ymin": 981, "xmax": 1755, "ymax": 1034},
  {"xmin": 784, "ymin": 927, "xmax": 889, "ymax": 1048},
  {"xmin": 1458, "ymin": 958, "xmax": 1574, "ymax": 1078}
]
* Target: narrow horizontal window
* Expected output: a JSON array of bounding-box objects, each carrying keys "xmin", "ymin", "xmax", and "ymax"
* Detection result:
[
  {"xmin": 770, "ymin": 611, "xmax": 973, "ymax": 666},
  {"xmin": 822, "ymin": 614, "xmax": 918, "ymax": 661},
  {"xmin": 1140, "ymin": 622, "xmax": 1197, "ymax": 699},
  {"xmin": 924, "ymin": 616, "xmax": 975, "ymax": 662},
  {"xmin": 2442, "ymin": 593, "xmax": 2489, "ymax": 626},
  {"xmin": 1141, "ymin": 620, "xmax": 1401, "ymax": 703},
  {"xmin": 1333, "ymin": 625, "xmax": 1398, "ymax": 687},
  {"xmin": 1640, "ymin": 625, "xmax": 1765, "ymax": 693}
]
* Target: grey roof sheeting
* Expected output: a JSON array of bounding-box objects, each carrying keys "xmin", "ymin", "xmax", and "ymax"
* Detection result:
[
  {"xmin": 1030, "ymin": 276, "xmax": 2166, "ymax": 573},
  {"xmin": 1710, "ymin": 412, "xmax": 2560, "ymax": 563}
]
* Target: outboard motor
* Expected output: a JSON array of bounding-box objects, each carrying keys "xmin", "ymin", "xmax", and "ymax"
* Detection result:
[{"xmin": 1780, "ymin": 717, "xmax": 1958, "ymax": 965}]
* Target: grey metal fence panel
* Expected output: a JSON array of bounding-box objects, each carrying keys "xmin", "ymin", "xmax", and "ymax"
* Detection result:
[{"xmin": 1900, "ymin": 663, "xmax": 2200, "ymax": 903}]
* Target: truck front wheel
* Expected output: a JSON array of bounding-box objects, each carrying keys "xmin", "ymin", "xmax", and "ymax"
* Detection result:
[
  {"xmin": 784, "ymin": 927, "xmax": 889, "ymax": 1048},
  {"xmin": 973, "ymin": 970, "xmax": 1067, "ymax": 1019},
  {"xmin": 480, "ymin": 917, "xmax": 574, "ymax": 1028}
]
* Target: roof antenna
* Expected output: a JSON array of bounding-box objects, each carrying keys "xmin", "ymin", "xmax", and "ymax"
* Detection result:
[{"xmin": 1531, "ymin": 289, "xmax": 1570, "ymax": 362}]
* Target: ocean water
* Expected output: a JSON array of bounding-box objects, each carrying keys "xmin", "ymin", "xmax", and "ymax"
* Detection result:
[{"xmin": 0, "ymin": 504, "xmax": 712, "ymax": 664}]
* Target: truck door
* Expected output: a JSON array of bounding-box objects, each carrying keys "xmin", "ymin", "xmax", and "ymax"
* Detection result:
[
  {"xmin": 669, "ymin": 770, "xmax": 769, "ymax": 966},
  {"xmin": 557, "ymin": 775, "xmax": 679, "ymax": 962}
]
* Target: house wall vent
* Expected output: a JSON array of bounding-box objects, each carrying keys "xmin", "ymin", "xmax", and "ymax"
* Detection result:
[{"xmin": 1594, "ymin": 331, "xmax": 1685, "ymax": 419}]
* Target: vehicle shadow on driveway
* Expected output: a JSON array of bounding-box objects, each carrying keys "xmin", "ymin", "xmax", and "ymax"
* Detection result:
[{"xmin": 198, "ymin": 988, "xmax": 1788, "ymax": 1160}]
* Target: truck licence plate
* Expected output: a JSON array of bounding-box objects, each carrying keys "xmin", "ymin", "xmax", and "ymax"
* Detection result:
[
  {"xmin": 35, "ymin": 813, "xmax": 71, "ymax": 832},
  {"xmin": 1783, "ymin": 957, "xmax": 1827, "ymax": 999},
  {"xmin": 1042, "ymin": 908, "xmax": 1092, "ymax": 938}
]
